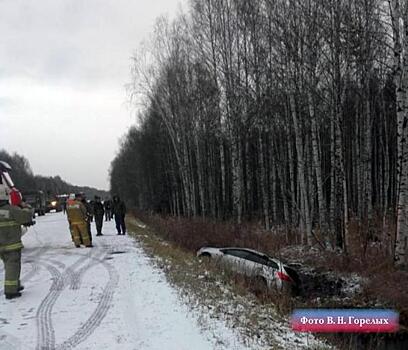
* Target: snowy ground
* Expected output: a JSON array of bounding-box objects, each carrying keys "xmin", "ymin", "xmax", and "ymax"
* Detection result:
[{"xmin": 0, "ymin": 212, "xmax": 251, "ymax": 350}]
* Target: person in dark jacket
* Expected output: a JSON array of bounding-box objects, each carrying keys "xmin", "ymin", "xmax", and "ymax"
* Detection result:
[
  {"xmin": 103, "ymin": 198, "xmax": 112, "ymax": 221},
  {"xmin": 112, "ymin": 195, "xmax": 126, "ymax": 235},
  {"xmin": 93, "ymin": 196, "xmax": 104, "ymax": 236}
]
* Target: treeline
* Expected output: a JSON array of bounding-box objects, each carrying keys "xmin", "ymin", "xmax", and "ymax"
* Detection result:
[
  {"xmin": 111, "ymin": 0, "xmax": 408, "ymax": 265},
  {"xmin": 0, "ymin": 150, "xmax": 108, "ymax": 199}
]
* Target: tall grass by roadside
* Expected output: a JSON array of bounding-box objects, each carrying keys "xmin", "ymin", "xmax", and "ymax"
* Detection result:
[
  {"xmin": 133, "ymin": 211, "xmax": 403, "ymax": 274},
  {"xmin": 129, "ymin": 213, "xmax": 408, "ymax": 349},
  {"xmin": 134, "ymin": 211, "xmax": 292, "ymax": 254},
  {"xmin": 132, "ymin": 211, "xmax": 408, "ymax": 331},
  {"xmin": 127, "ymin": 217, "xmax": 330, "ymax": 350}
]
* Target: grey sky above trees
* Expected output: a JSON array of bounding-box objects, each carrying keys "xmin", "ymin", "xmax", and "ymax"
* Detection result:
[{"xmin": 0, "ymin": 0, "xmax": 184, "ymax": 190}]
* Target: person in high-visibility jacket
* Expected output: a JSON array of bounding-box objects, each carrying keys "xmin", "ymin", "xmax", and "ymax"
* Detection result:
[
  {"xmin": 0, "ymin": 181, "xmax": 34, "ymax": 299},
  {"xmin": 66, "ymin": 193, "xmax": 92, "ymax": 248}
]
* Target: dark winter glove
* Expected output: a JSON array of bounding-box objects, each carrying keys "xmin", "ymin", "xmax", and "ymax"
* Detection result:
[{"xmin": 23, "ymin": 220, "xmax": 35, "ymax": 227}]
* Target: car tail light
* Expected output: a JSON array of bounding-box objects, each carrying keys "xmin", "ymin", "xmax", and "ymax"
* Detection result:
[{"xmin": 276, "ymin": 271, "xmax": 292, "ymax": 282}]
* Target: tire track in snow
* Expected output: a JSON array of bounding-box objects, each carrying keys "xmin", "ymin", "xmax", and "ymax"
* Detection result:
[
  {"xmin": 56, "ymin": 255, "xmax": 119, "ymax": 350},
  {"xmin": 35, "ymin": 261, "xmax": 64, "ymax": 350},
  {"xmin": 45, "ymin": 258, "xmax": 75, "ymax": 290},
  {"xmin": 21, "ymin": 247, "xmax": 51, "ymax": 286},
  {"xmin": 21, "ymin": 261, "xmax": 40, "ymax": 285},
  {"xmin": 70, "ymin": 250, "xmax": 106, "ymax": 290},
  {"xmin": 35, "ymin": 253, "xmax": 95, "ymax": 350}
]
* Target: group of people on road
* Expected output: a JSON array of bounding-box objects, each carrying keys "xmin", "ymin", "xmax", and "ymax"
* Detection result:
[
  {"xmin": 65, "ymin": 194, "xmax": 127, "ymax": 248},
  {"xmin": 0, "ymin": 159, "xmax": 131, "ymax": 300}
]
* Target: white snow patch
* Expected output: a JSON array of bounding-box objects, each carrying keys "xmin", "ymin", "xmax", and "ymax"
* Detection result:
[{"xmin": 0, "ymin": 212, "xmax": 251, "ymax": 349}]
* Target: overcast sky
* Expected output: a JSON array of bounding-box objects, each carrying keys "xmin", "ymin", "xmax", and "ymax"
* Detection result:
[{"xmin": 0, "ymin": 0, "xmax": 184, "ymax": 190}]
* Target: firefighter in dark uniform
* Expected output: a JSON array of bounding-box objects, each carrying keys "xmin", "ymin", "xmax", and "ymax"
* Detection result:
[
  {"xmin": 104, "ymin": 198, "xmax": 112, "ymax": 221},
  {"xmin": 112, "ymin": 195, "xmax": 126, "ymax": 235},
  {"xmin": 93, "ymin": 196, "xmax": 104, "ymax": 236},
  {"xmin": 0, "ymin": 161, "xmax": 34, "ymax": 299},
  {"xmin": 80, "ymin": 194, "xmax": 93, "ymax": 244}
]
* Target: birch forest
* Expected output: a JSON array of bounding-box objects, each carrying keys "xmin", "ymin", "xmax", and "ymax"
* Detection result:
[{"xmin": 110, "ymin": 0, "xmax": 408, "ymax": 266}]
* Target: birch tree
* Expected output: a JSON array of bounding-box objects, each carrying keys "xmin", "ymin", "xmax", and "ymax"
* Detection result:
[
  {"xmin": 392, "ymin": 0, "xmax": 408, "ymax": 266},
  {"xmin": 108, "ymin": 0, "xmax": 402, "ymax": 259}
]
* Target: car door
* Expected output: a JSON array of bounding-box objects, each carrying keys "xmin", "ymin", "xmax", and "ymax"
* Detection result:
[
  {"xmin": 243, "ymin": 252, "xmax": 270, "ymax": 277},
  {"xmin": 221, "ymin": 249, "xmax": 251, "ymax": 274}
]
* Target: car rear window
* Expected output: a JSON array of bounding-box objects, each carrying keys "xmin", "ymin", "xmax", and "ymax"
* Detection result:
[
  {"xmin": 223, "ymin": 249, "xmax": 250, "ymax": 259},
  {"xmin": 245, "ymin": 252, "xmax": 270, "ymax": 265},
  {"xmin": 267, "ymin": 260, "xmax": 279, "ymax": 269},
  {"xmin": 223, "ymin": 249, "xmax": 275, "ymax": 267}
]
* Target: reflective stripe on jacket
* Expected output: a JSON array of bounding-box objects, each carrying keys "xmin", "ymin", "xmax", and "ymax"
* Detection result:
[
  {"xmin": 4, "ymin": 280, "xmax": 19, "ymax": 286},
  {"xmin": 1, "ymin": 242, "xmax": 24, "ymax": 252},
  {"xmin": 0, "ymin": 221, "xmax": 20, "ymax": 228}
]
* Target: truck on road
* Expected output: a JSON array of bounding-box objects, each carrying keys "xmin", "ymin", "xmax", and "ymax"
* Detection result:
[{"xmin": 22, "ymin": 190, "xmax": 46, "ymax": 216}]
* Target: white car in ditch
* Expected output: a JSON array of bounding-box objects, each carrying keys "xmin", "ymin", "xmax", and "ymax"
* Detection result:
[{"xmin": 197, "ymin": 247, "xmax": 300, "ymax": 294}]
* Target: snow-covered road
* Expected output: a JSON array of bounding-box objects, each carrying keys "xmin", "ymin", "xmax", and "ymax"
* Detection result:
[{"xmin": 0, "ymin": 212, "xmax": 248, "ymax": 350}]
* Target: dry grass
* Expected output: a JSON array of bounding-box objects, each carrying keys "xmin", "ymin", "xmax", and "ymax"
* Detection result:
[
  {"xmin": 127, "ymin": 217, "xmax": 331, "ymax": 349},
  {"xmin": 133, "ymin": 211, "xmax": 408, "ymax": 307},
  {"xmin": 128, "ymin": 212, "xmax": 408, "ymax": 349},
  {"xmin": 134, "ymin": 211, "xmax": 293, "ymax": 254}
]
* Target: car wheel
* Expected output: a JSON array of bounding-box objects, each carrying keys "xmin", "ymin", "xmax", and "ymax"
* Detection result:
[{"xmin": 199, "ymin": 252, "xmax": 211, "ymax": 262}]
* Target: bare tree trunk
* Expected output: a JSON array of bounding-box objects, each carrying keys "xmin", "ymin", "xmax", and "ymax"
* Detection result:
[
  {"xmin": 290, "ymin": 92, "xmax": 312, "ymax": 244},
  {"xmin": 245, "ymin": 137, "xmax": 253, "ymax": 220},
  {"xmin": 330, "ymin": 107, "xmax": 336, "ymax": 240},
  {"xmin": 392, "ymin": 0, "xmax": 408, "ymax": 266},
  {"xmin": 338, "ymin": 120, "xmax": 350, "ymax": 253},
  {"xmin": 186, "ymin": 138, "xmax": 197, "ymax": 216},
  {"xmin": 195, "ymin": 131, "xmax": 206, "ymax": 217},
  {"xmin": 270, "ymin": 162, "xmax": 278, "ymax": 224},
  {"xmin": 258, "ymin": 128, "xmax": 270, "ymax": 229},
  {"xmin": 365, "ymin": 92, "xmax": 373, "ymax": 225},
  {"xmin": 285, "ymin": 106, "xmax": 297, "ymax": 226},
  {"xmin": 308, "ymin": 91, "xmax": 327, "ymax": 234},
  {"xmin": 231, "ymin": 133, "xmax": 242, "ymax": 224},
  {"xmin": 278, "ymin": 164, "xmax": 290, "ymax": 228},
  {"xmin": 220, "ymin": 140, "xmax": 226, "ymax": 218}
]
